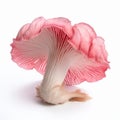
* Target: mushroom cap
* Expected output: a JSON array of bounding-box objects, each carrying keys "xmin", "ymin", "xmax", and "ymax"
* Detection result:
[{"xmin": 11, "ymin": 17, "xmax": 109, "ymax": 85}]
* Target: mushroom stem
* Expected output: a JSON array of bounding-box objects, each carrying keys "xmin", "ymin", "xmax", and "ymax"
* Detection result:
[
  {"xmin": 42, "ymin": 53, "xmax": 70, "ymax": 89},
  {"xmin": 38, "ymin": 41, "xmax": 73, "ymax": 104},
  {"xmin": 36, "ymin": 33, "xmax": 90, "ymax": 104}
]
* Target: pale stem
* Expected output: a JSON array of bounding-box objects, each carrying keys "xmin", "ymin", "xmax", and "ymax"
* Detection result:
[{"xmin": 41, "ymin": 51, "xmax": 71, "ymax": 89}]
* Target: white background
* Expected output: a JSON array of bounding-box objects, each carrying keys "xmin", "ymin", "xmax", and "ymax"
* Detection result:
[{"xmin": 0, "ymin": 0, "xmax": 120, "ymax": 120}]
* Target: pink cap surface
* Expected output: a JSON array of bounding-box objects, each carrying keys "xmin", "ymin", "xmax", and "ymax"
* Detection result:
[{"xmin": 11, "ymin": 17, "xmax": 109, "ymax": 85}]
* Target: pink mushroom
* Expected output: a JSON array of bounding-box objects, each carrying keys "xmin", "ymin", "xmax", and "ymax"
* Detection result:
[{"xmin": 11, "ymin": 17, "xmax": 109, "ymax": 104}]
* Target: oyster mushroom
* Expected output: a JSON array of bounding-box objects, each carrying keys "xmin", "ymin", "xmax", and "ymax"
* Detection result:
[{"xmin": 11, "ymin": 17, "xmax": 109, "ymax": 104}]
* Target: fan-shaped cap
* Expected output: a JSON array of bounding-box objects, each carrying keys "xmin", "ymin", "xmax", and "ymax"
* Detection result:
[{"xmin": 11, "ymin": 17, "xmax": 109, "ymax": 86}]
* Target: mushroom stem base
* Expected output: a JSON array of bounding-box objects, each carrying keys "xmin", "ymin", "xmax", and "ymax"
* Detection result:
[{"xmin": 36, "ymin": 83, "xmax": 91, "ymax": 104}]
